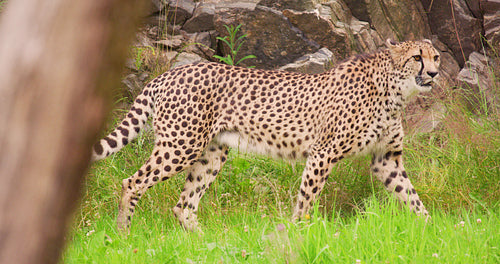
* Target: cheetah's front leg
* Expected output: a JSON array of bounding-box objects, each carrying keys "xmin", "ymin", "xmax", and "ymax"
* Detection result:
[{"xmin": 371, "ymin": 150, "xmax": 429, "ymax": 217}]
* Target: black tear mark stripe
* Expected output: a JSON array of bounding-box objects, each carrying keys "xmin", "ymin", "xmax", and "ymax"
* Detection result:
[{"xmin": 418, "ymin": 49, "xmax": 424, "ymax": 76}]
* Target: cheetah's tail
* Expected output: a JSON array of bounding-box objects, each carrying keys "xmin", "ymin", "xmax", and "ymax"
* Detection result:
[{"xmin": 91, "ymin": 86, "xmax": 155, "ymax": 161}]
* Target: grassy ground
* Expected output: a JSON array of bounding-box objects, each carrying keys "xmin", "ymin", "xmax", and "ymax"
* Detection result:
[
  {"xmin": 61, "ymin": 91, "xmax": 500, "ymax": 263},
  {"xmin": 0, "ymin": 0, "xmax": 6, "ymax": 13}
]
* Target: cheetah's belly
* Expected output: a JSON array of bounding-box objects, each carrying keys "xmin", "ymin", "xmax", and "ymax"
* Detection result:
[{"xmin": 213, "ymin": 131, "xmax": 308, "ymax": 161}]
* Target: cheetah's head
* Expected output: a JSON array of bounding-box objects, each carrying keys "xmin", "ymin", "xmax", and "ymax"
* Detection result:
[{"xmin": 386, "ymin": 39, "xmax": 440, "ymax": 99}]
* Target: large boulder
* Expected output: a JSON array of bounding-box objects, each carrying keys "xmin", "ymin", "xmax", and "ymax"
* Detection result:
[
  {"xmin": 343, "ymin": 0, "xmax": 430, "ymax": 42},
  {"xmin": 420, "ymin": 0, "xmax": 482, "ymax": 67},
  {"xmin": 319, "ymin": 1, "xmax": 384, "ymax": 53},
  {"xmin": 282, "ymin": 9, "xmax": 352, "ymax": 63},
  {"xmin": 367, "ymin": 0, "xmax": 430, "ymax": 41},
  {"xmin": 182, "ymin": 2, "xmax": 216, "ymax": 33},
  {"xmin": 482, "ymin": 1, "xmax": 500, "ymax": 49},
  {"xmin": 343, "ymin": 0, "xmax": 371, "ymax": 23},
  {"xmin": 164, "ymin": 0, "xmax": 196, "ymax": 25},
  {"xmin": 182, "ymin": 30, "xmax": 218, "ymax": 59},
  {"xmin": 348, "ymin": 19, "xmax": 384, "ymax": 53},
  {"xmin": 214, "ymin": 5, "xmax": 320, "ymax": 69},
  {"xmin": 457, "ymin": 52, "xmax": 500, "ymax": 112}
]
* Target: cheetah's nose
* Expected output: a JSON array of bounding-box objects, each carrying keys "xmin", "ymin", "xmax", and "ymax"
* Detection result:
[{"xmin": 427, "ymin": 71, "xmax": 438, "ymax": 78}]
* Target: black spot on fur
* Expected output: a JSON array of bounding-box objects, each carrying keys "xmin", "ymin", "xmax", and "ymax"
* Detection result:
[
  {"xmin": 104, "ymin": 137, "xmax": 117, "ymax": 148},
  {"xmin": 93, "ymin": 142, "xmax": 103, "ymax": 155}
]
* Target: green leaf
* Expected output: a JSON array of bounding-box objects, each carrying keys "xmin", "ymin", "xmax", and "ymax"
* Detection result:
[
  {"xmin": 236, "ymin": 55, "xmax": 256, "ymax": 66},
  {"xmin": 213, "ymin": 23, "xmax": 255, "ymax": 68}
]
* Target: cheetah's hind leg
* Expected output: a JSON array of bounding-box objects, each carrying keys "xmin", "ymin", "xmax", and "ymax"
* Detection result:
[
  {"xmin": 116, "ymin": 144, "xmax": 205, "ymax": 231},
  {"xmin": 292, "ymin": 148, "xmax": 337, "ymax": 221},
  {"xmin": 172, "ymin": 143, "xmax": 229, "ymax": 232}
]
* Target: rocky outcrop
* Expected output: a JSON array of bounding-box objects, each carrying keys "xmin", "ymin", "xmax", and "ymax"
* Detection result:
[
  {"xmin": 482, "ymin": 1, "xmax": 500, "ymax": 48},
  {"xmin": 213, "ymin": 5, "xmax": 320, "ymax": 69},
  {"xmin": 420, "ymin": 0, "xmax": 482, "ymax": 67},
  {"xmin": 164, "ymin": 0, "xmax": 196, "ymax": 25},
  {"xmin": 183, "ymin": 2, "xmax": 216, "ymax": 33},
  {"xmin": 458, "ymin": 52, "xmax": 500, "ymax": 112},
  {"xmin": 349, "ymin": 0, "xmax": 431, "ymax": 41},
  {"xmin": 282, "ymin": 9, "xmax": 351, "ymax": 64},
  {"xmin": 121, "ymin": 0, "xmax": 499, "ymax": 132}
]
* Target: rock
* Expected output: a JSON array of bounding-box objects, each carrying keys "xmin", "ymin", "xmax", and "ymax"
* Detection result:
[
  {"xmin": 279, "ymin": 48, "xmax": 334, "ymax": 74},
  {"xmin": 466, "ymin": 0, "xmax": 481, "ymax": 18},
  {"xmin": 171, "ymin": 52, "xmax": 205, "ymax": 68},
  {"xmin": 320, "ymin": 0, "xmax": 353, "ymax": 24},
  {"xmin": 420, "ymin": 0, "xmax": 482, "ymax": 67},
  {"xmin": 282, "ymin": 9, "xmax": 352, "ymax": 63},
  {"xmin": 182, "ymin": 31, "xmax": 218, "ymax": 59},
  {"xmin": 319, "ymin": 1, "xmax": 383, "ymax": 54},
  {"xmin": 348, "ymin": 19, "xmax": 384, "ymax": 53},
  {"xmin": 458, "ymin": 52, "xmax": 488, "ymax": 85},
  {"xmin": 154, "ymin": 35, "xmax": 184, "ymax": 49},
  {"xmin": 214, "ymin": 5, "xmax": 319, "ymax": 69},
  {"xmin": 183, "ymin": 2, "xmax": 216, "ymax": 33},
  {"xmin": 164, "ymin": 0, "xmax": 196, "ymax": 25},
  {"xmin": 457, "ymin": 52, "xmax": 500, "ymax": 111},
  {"xmin": 125, "ymin": 58, "xmax": 138, "ymax": 71},
  {"xmin": 155, "ymin": 51, "xmax": 179, "ymax": 68},
  {"xmin": 482, "ymin": 1, "xmax": 500, "ymax": 49},
  {"xmin": 344, "ymin": 0, "xmax": 430, "ymax": 42},
  {"xmin": 367, "ymin": 0, "xmax": 430, "ymax": 41},
  {"xmin": 122, "ymin": 73, "xmax": 148, "ymax": 95},
  {"xmin": 344, "ymin": 0, "xmax": 370, "ymax": 22},
  {"xmin": 258, "ymin": 0, "xmax": 316, "ymax": 11},
  {"xmin": 150, "ymin": 0, "xmax": 166, "ymax": 14},
  {"xmin": 144, "ymin": 16, "xmax": 183, "ymax": 35},
  {"xmin": 134, "ymin": 29, "xmax": 156, "ymax": 47}
]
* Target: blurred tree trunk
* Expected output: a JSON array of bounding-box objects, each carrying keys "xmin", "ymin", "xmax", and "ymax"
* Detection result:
[{"xmin": 0, "ymin": 0, "xmax": 146, "ymax": 263}]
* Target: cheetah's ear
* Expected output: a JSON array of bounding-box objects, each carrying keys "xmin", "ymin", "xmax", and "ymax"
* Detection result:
[
  {"xmin": 385, "ymin": 38, "xmax": 403, "ymax": 57},
  {"xmin": 422, "ymin": 39, "xmax": 432, "ymax": 44},
  {"xmin": 385, "ymin": 38, "xmax": 398, "ymax": 48}
]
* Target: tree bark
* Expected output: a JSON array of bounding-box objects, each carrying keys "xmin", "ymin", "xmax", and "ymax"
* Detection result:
[{"xmin": 0, "ymin": 0, "xmax": 146, "ymax": 263}]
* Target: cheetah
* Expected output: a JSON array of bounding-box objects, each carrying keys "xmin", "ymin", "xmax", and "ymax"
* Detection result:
[{"xmin": 92, "ymin": 39, "xmax": 440, "ymax": 231}]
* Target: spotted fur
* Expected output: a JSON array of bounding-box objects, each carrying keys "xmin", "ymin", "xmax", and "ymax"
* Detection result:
[{"xmin": 92, "ymin": 39, "xmax": 440, "ymax": 231}]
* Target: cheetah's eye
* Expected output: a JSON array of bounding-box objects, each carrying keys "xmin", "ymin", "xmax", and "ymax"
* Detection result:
[
  {"xmin": 433, "ymin": 55, "xmax": 439, "ymax": 61},
  {"xmin": 413, "ymin": 55, "xmax": 422, "ymax": 61}
]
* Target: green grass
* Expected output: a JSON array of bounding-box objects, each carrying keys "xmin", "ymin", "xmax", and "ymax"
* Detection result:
[
  {"xmin": 62, "ymin": 99, "xmax": 500, "ymax": 263},
  {"xmin": 0, "ymin": 0, "xmax": 6, "ymax": 13},
  {"xmin": 64, "ymin": 190, "xmax": 499, "ymax": 263},
  {"xmin": 64, "ymin": 199, "xmax": 500, "ymax": 263}
]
